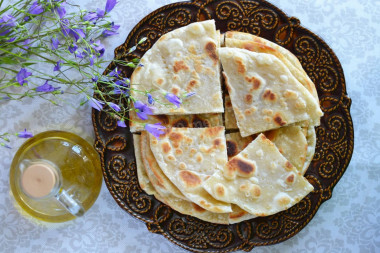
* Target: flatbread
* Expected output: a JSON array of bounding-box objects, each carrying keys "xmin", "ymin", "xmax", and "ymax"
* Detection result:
[
  {"xmin": 224, "ymin": 93, "xmax": 238, "ymax": 130},
  {"xmin": 264, "ymin": 125, "xmax": 308, "ymax": 173},
  {"xmin": 133, "ymin": 134, "xmax": 156, "ymax": 195},
  {"xmin": 225, "ymin": 31, "xmax": 308, "ymax": 82},
  {"xmin": 129, "ymin": 111, "xmax": 223, "ymax": 133},
  {"xmin": 149, "ymin": 127, "xmax": 232, "ymax": 213},
  {"xmin": 140, "ymin": 132, "xmax": 186, "ymax": 200},
  {"xmin": 226, "ymin": 132, "xmax": 254, "ymax": 160},
  {"xmin": 302, "ymin": 125, "xmax": 316, "ymax": 175},
  {"xmin": 224, "ymin": 34, "xmax": 319, "ymax": 106},
  {"xmin": 219, "ymin": 47, "xmax": 323, "ymax": 137},
  {"xmin": 130, "ymin": 20, "xmax": 223, "ymax": 115},
  {"xmin": 203, "ymin": 134, "xmax": 314, "ymax": 216}
]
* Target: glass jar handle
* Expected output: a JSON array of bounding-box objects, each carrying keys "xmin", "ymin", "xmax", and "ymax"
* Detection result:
[{"xmin": 56, "ymin": 190, "xmax": 85, "ymax": 217}]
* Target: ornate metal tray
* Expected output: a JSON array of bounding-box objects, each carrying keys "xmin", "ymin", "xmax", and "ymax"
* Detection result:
[{"xmin": 92, "ymin": 0, "xmax": 354, "ymax": 251}]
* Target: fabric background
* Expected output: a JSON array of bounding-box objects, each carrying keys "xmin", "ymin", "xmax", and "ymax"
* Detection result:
[{"xmin": 1, "ymin": 0, "xmax": 379, "ymax": 252}]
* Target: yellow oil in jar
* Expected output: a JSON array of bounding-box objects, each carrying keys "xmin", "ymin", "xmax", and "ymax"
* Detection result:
[{"xmin": 10, "ymin": 131, "xmax": 102, "ymax": 223}]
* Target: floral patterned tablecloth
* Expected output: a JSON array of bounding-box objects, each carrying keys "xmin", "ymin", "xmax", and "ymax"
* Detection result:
[{"xmin": 1, "ymin": 0, "xmax": 379, "ymax": 252}]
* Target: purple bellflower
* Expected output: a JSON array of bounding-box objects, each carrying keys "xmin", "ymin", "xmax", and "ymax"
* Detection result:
[
  {"xmin": 53, "ymin": 60, "xmax": 64, "ymax": 71},
  {"xmin": 102, "ymin": 22, "xmax": 120, "ymax": 37},
  {"xmin": 105, "ymin": 0, "xmax": 117, "ymax": 13},
  {"xmin": 145, "ymin": 123, "xmax": 166, "ymax": 139},
  {"xmin": 108, "ymin": 102, "xmax": 121, "ymax": 112},
  {"xmin": 36, "ymin": 80, "xmax": 60, "ymax": 92},
  {"xmin": 134, "ymin": 100, "xmax": 153, "ymax": 120},
  {"xmin": 83, "ymin": 12, "xmax": 98, "ymax": 22},
  {"xmin": 185, "ymin": 92, "xmax": 196, "ymax": 98},
  {"xmin": 51, "ymin": 37, "xmax": 59, "ymax": 50},
  {"xmin": 16, "ymin": 68, "xmax": 32, "ymax": 86},
  {"xmin": 68, "ymin": 43, "xmax": 78, "ymax": 53},
  {"xmin": 109, "ymin": 68, "xmax": 121, "ymax": 78},
  {"xmin": 165, "ymin": 93, "xmax": 181, "ymax": 108},
  {"xmin": 17, "ymin": 129, "xmax": 33, "ymax": 138},
  {"xmin": 24, "ymin": 1, "xmax": 44, "ymax": 21},
  {"xmin": 117, "ymin": 120, "xmax": 127, "ymax": 128},
  {"xmin": 54, "ymin": 3, "xmax": 66, "ymax": 19},
  {"xmin": 0, "ymin": 14, "xmax": 16, "ymax": 36},
  {"xmin": 89, "ymin": 98, "xmax": 105, "ymax": 111},
  {"xmin": 96, "ymin": 8, "xmax": 105, "ymax": 19},
  {"xmin": 147, "ymin": 93, "xmax": 154, "ymax": 105},
  {"xmin": 91, "ymin": 40, "xmax": 105, "ymax": 57}
]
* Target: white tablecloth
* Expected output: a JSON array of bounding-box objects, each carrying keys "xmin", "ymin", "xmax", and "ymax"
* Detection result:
[{"xmin": 1, "ymin": 0, "xmax": 379, "ymax": 252}]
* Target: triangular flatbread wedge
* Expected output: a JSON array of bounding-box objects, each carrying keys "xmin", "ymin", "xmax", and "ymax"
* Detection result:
[
  {"xmin": 140, "ymin": 132, "xmax": 186, "ymax": 200},
  {"xmin": 226, "ymin": 125, "xmax": 308, "ymax": 173},
  {"xmin": 203, "ymin": 134, "xmax": 314, "ymax": 216},
  {"xmin": 219, "ymin": 47, "xmax": 323, "ymax": 137},
  {"xmin": 131, "ymin": 20, "xmax": 223, "ymax": 115},
  {"xmin": 225, "ymin": 38, "xmax": 319, "ymax": 106},
  {"xmin": 149, "ymin": 127, "xmax": 232, "ymax": 213}
]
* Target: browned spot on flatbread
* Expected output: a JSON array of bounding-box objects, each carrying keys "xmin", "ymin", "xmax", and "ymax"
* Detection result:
[
  {"xmin": 171, "ymin": 87, "xmax": 179, "ymax": 95},
  {"xmin": 179, "ymin": 171, "xmax": 201, "ymax": 188},
  {"xmin": 286, "ymin": 173, "xmax": 295, "ymax": 184},
  {"xmin": 153, "ymin": 115, "xmax": 169, "ymax": 125},
  {"xmin": 215, "ymin": 184, "xmax": 225, "ymax": 197},
  {"xmin": 229, "ymin": 209, "xmax": 247, "ymax": 219},
  {"xmin": 263, "ymin": 89, "xmax": 276, "ymax": 101},
  {"xmin": 226, "ymin": 140, "xmax": 238, "ymax": 158},
  {"xmin": 157, "ymin": 78, "xmax": 163, "ymax": 86},
  {"xmin": 169, "ymin": 132, "xmax": 184, "ymax": 142},
  {"xmin": 273, "ymin": 113, "xmax": 286, "ymax": 126},
  {"xmin": 245, "ymin": 94, "xmax": 253, "ymax": 104},
  {"xmin": 245, "ymin": 76, "xmax": 261, "ymax": 91},
  {"xmin": 187, "ymin": 80, "xmax": 198, "ymax": 91},
  {"xmin": 234, "ymin": 56, "xmax": 246, "ymax": 74},
  {"xmin": 226, "ymin": 100, "xmax": 232, "ymax": 107},
  {"xmin": 172, "ymin": 119, "xmax": 189, "ymax": 128},
  {"xmin": 192, "ymin": 203, "xmax": 206, "ymax": 213},
  {"xmin": 213, "ymin": 138, "xmax": 221, "ymax": 147},
  {"xmin": 263, "ymin": 129, "xmax": 277, "ymax": 141},
  {"xmin": 173, "ymin": 60, "xmax": 189, "ymax": 73},
  {"xmin": 285, "ymin": 161, "xmax": 294, "ymax": 170},
  {"xmin": 161, "ymin": 142, "xmax": 171, "ymax": 154},
  {"xmin": 205, "ymin": 127, "xmax": 223, "ymax": 138},
  {"xmin": 228, "ymin": 157, "xmax": 256, "ymax": 177},
  {"xmin": 205, "ymin": 41, "xmax": 218, "ymax": 65},
  {"xmin": 192, "ymin": 115, "xmax": 209, "ymax": 128}
]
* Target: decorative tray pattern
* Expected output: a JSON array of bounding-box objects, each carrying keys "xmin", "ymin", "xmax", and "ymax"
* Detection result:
[{"xmin": 92, "ymin": 0, "xmax": 354, "ymax": 251}]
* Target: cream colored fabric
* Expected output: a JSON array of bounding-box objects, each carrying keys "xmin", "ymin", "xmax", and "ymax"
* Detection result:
[
  {"xmin": 203, "ymin": 134, "xmax": 314, "ymax": 216},
  {"xmin": 130, "ymin": 20, "xmax": 223, "ymax": 115},
  {"xmin": 219, "ymin": 47, "xmax": 323, "ymax": 137}
]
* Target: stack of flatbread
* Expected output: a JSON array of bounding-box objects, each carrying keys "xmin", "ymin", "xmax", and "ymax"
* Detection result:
[{"xmin": 130, "ymin": 20, "xmax": 322, "ymax": 224}]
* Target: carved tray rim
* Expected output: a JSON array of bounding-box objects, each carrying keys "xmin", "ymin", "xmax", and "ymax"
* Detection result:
[{"xmin": 92, "ymin": 0, "xmax": 354, "ymax": 252}]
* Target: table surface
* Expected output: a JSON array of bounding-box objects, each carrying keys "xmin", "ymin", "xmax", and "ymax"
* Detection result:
[{"xmin": 1, "ymin": 0, "xmax": 379, "ymax": 252}]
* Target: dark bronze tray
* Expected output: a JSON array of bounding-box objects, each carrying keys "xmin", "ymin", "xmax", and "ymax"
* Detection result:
[{"xmin": 92, "ymin": 0, "xmax": 354, "ymax": 251}]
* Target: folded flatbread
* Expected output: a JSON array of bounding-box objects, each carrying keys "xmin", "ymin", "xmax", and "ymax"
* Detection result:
[
  {"xmin": 302, "ymin": 124, "xmax": 316, "ymax": 175},
  {"xmin": 203, "ymin": 134, "xmax": 314, "ymax": 216},
  {"xmin": 130, "ymin": 20, "xmax": 223, "ymax": 115},
  {"xmin": 225, "ymin": 32, "xmax": 319, "ymax": 105},
  {"xmin": 133, "ymin": 134, "xmax": 156, "ymax": 195},
  {"xmin": 140, "ymin": 132, "xmax": 186, "ymax": 200},
  {"xmin": 219, "ymin": 47, "xmax": 323, "ymax": 137},
  {"xmin": 149, "ymin": 127, "xmax": 232, "ymax": 213},
  {"xmin": 129, "ymin": 111, "xmax": 222, "ymax": 133},
  {"xmin": 224, "ymin": 93, "xmax": 238, "ymax": 130}
]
